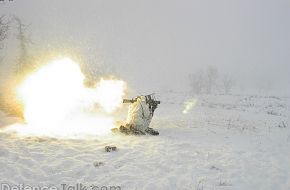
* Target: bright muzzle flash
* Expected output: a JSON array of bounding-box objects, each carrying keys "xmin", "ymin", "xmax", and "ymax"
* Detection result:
[{"xmin": 9, "ymin": 58, "xmax": 126, "ymax": 137}]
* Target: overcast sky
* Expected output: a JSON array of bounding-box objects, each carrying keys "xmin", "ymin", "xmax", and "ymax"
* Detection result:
[{"xmin": 1, "ymin": 0, "xmax": 290, "ymax": 94}]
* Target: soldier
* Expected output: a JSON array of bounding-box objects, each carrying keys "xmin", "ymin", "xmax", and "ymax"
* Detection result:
[{"xmin": 117, "ymin": 94, "xmax": 160, "ymax": 136}]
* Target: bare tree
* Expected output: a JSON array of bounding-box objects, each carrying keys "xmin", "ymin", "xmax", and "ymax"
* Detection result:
[
  {"xmin": 0, "ymin": 15, "xmax": 9, "ymax": 110},
  {"xmin": 0, "ymin": 16, "xmax": 9, "ymax": 48},
  {"xmin": 189, "ymin": 69, "xmax": 205, "ymax": 94},
  {"xmin": 222, "ymin": 74, "xmax": 235, "ymax": 94},
  {"xmin": 205, "ymin": 65, "xmax": 218, "ymax": 94},
  {"xmin": 14, "ymin": 17, "xmax": 32, "ymax": 74},
  {"xmin": 0, "ymin": 15, "xmax": 9, "ymax": 63}
]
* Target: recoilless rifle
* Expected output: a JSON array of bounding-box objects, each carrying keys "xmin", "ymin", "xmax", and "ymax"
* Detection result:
[{"xmin": 123, "ymin": 94, "xmax": 160, "ymax": 116}]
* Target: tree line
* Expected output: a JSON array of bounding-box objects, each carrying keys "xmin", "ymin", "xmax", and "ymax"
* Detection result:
[
  {"xmin": 0, "ymin": 15, "xmax": 32, "ymax": 75},
  {"xmin": 189, "ymin": 66, "xmax": 235, "ymax": 95}
]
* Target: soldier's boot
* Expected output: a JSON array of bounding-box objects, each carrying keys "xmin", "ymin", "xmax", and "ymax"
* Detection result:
[
  {"xmin": 145, "ymin": 127, "xmax": 159, "ymax": 136},
  {"xmin": 119, "ymin": 125, "xmax": 130, "ymax": 135},
  {"xmin": 118, "ymin": 124, "xmax": 145, "ymax": 135},
  {"xmin": 126, "ymin": 124, "xmax": 146, "ymax": 135}
]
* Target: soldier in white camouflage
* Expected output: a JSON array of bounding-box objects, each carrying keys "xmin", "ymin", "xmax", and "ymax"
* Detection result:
[{"xmin": 117, "ymin": 94, "xmax": 160, "ymax": 136}]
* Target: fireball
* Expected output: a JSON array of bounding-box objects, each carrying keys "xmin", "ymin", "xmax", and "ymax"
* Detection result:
[{"xmin": 9, "ymin": 58, "xmax": 126, "ymax": 137}]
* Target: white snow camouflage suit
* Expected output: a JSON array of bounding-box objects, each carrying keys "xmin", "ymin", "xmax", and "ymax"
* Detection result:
[{"xmin": 126, "ymin": 96, "xmax": 153, "ymax": 132}]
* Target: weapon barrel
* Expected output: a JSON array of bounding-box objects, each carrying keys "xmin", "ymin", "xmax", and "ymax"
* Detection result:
[{"xmin": 123, "ymin": 99, "xmax": 136, "ymax": 103}]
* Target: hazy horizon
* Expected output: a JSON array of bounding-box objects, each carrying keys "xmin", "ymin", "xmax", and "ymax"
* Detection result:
[{"xmin": 1, "ymin": 0, "xmax": 290, "ymax": 95}]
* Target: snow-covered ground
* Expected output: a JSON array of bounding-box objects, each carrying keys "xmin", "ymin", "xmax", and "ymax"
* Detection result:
[{"xmin": 0, "ymin": 93, "xmax": 289, "ymax": 190}]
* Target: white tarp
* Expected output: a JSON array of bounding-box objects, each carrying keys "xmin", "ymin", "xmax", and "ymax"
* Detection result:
[{"xmin": 126, "ymin": 96, "xmax": 152, "ymax": 132}]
